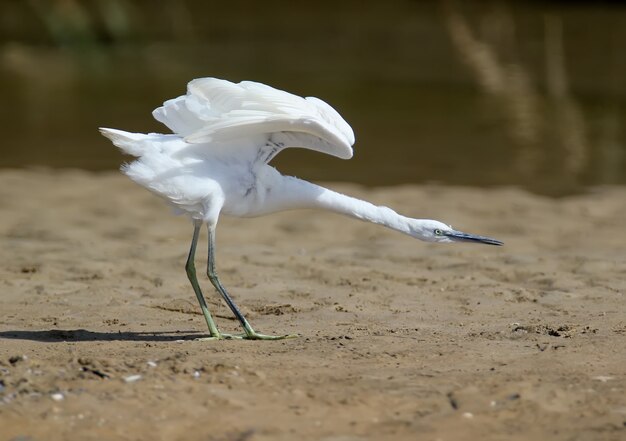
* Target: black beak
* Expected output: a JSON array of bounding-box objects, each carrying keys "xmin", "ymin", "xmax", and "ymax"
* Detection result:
[{"xmin": 444, "ymin": 230, "xmax": 503, "ymax": 246}]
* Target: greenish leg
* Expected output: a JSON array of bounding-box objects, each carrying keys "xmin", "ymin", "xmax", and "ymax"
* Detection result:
[
  {"xmin": 186, "ymin": 220, "xmax": 222, "ymax": 339},
  {"xmin": 206, "ymin": 224, "xmax": 298, "ymax": 340}
]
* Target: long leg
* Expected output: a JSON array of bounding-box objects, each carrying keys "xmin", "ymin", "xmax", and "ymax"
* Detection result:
[
  {"xmin": 186, "ymin": 219, "xmax": 221, "ymax": 338},
  {"xmin": 206, "ymin": 224, "xmax": 297, "ymax": 340}
]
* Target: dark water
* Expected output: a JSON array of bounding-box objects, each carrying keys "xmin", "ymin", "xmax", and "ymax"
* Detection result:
[{"xmin": 1, "ymin": 1, "xmax": 624, "ymax": 195}]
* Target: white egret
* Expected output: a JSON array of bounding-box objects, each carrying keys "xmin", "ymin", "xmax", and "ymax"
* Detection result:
[{"xmin": 100, "ymin": 77, "xmax": 502, "ymax": 340}]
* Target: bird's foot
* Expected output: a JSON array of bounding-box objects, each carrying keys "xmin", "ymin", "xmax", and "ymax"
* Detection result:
[
  {"xmin": 194, "ymin": 332, "xmax": 297, "ymax": 341},
  {"xmin": 241, "ymin": 332, "xmax": 299, "ymax": 340},
  {"xmin": 218, "ymin": 331, "xmax": 298, "ymax": 340}
]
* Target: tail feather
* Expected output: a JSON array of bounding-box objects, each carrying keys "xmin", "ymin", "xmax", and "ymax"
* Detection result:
[
  {"xmin": 99, "ymin": 127, "xmax": 152, "ymax": 157},
  {"xmin": 100, "ymin": 127, "xmax": 186, "ymax": 159},
  {"xmin": 99, "ymin": 128, "xmax": 144, "ymax": 156}
]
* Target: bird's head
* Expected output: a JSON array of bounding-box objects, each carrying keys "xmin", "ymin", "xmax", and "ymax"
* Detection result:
[{"xmin": 409, "ymin": 219, "xmax": 503, "ymax": 246}]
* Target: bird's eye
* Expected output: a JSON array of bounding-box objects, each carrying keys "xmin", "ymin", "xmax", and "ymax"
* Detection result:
[{"xmin": 434, "ymin": 229, "xmax": 443, "ymax": 236}]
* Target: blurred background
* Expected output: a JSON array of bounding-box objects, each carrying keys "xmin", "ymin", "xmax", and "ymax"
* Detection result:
[{"xmin": 0, "ymin": 0, "xmax": 624, "ymax": 195}]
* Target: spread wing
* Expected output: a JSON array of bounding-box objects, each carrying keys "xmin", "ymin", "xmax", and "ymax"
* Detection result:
[{"xmin": 152, "ymin": 78, "xmax": 355, "ymax": 160}]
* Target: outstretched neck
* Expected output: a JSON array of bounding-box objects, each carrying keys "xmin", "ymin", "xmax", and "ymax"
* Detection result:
[{"xmin": 264, "ymin": 174, "xmax": 414, "ymax": 236}]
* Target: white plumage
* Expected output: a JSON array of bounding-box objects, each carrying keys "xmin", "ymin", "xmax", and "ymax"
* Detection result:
[
  {"xmin": 155, "ymin": 78, "xmax": 354, "ymax": 158},
  {"xmin": 100, "ymin": 77, "xmax": 501, "ymax": 340},
  {"xmin": 101, "ymin": 78, "xmax": 355, "ymax": 221}
]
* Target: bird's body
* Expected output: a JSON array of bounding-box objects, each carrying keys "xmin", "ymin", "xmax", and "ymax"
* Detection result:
[{"xmin": 101, "ymin": 77, "xmax": 502, "ymax": 340}]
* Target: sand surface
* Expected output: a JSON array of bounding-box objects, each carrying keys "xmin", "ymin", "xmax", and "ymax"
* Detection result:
[{"xmin": 0, "ymin": 170, "xmax": 624, "ymax": 441}]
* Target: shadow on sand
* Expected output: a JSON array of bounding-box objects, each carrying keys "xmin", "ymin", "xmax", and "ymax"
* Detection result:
[{"xmin": 0, "ymin": 329, "xmax": 208, "ymax": 342}]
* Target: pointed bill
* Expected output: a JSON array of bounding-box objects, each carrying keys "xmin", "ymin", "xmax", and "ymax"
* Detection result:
[{"xmin": 443, "ymin": 230, "xmax": 503, "ymax": 246}]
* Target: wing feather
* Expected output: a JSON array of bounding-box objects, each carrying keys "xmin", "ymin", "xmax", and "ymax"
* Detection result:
[{"xmin": 152, "ymin": 78, "xmax": 354, "ymax": 160}]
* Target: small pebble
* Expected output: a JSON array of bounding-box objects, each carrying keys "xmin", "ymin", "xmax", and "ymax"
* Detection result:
[
  {"xmin": 50, "ymin": 393, "xmax": 64, "ymax": 402},
  {"xmin": 462, "ymin": 412, "xmax": 474, "ymax": 419},
  {"xmin": 147, "ymin": 361, "xmax": 157, "ymax": 368},
  {"xmin": 192, "ymin": 371, "xmax": 200, "ymax": 378},
  {"xmin": 593, "ymin": 376, "xmax": 614, "ymax": 382},
  {"xmin": 123, "ymin": 374, "xmax": 142, "ymax": 383}
]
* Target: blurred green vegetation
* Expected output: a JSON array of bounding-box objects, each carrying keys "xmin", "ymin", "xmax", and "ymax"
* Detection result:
[{"xmin": 0, "ymin": 0, "xmax": 624, "ymax": 195}]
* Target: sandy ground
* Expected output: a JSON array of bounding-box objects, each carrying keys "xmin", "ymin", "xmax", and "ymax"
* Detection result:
[{"xmin": 0, "ymin": 169, "xmax": 624, "ymax": 441}]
